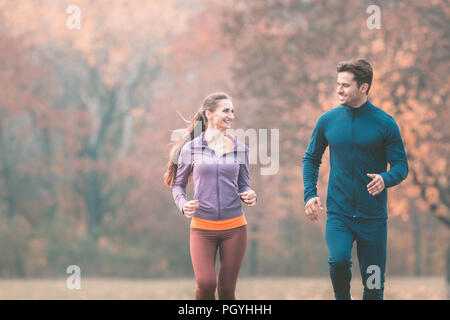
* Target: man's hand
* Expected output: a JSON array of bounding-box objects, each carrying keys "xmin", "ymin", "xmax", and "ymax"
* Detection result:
[
  {"xmin": 305, "ymin": 196, "xmax": 323, "ymax": 222},
  {"xmin": 367, "ymin": 173, "xmax": 385, "ymax": 196}
]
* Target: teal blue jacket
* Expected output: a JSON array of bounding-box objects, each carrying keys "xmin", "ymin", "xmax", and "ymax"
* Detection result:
[{"xmin": 302, "ymin": 99, "xmax": 408, "ymax": 219}]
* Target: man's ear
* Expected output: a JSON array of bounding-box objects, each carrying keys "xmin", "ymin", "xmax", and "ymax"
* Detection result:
[{"xmin": 360, "ymin": 83, "xmax": 369, "ymax": 95}]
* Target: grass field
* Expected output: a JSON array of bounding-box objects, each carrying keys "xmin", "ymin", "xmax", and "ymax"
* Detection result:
[{"xmin": 0, "ymin": 277, "xmax": 447, "ymax": 300}]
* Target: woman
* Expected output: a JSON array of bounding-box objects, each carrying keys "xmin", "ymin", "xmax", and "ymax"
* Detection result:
[{"xmin": 164, "ymin": 92, "xmax": 257, "ymax": 300}]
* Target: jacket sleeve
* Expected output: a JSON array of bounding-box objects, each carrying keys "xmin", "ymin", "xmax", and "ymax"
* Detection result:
[
  {"xmin": 237, "ymin": 145, "xmax": 252, "ymax": 194},
  {"xmin": 172, "ymin": 142, "xmax": 193, "ymax": 214},
  {"xmin": 380, "ymin": 118, "xmax": 408, "ymax": 188},
  {"xmin": 302, "ymin": 115, "xmax": 328, "ymax": 204}
]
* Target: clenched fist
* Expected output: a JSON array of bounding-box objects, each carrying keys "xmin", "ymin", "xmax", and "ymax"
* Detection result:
[
  {"xmin": 367, "ymin": 173, "xmax": 385, "ymax": 196},
  {"xmin": 305, "ymin": 196, "xmax": 323, "ymax": 222},
  {"xmin": 240, "ymin": 189, "xmax": 257, "ymax": 207},
  {"xmin": 182, "ymin": 199, "xmax": 199, "ymax": 218}
]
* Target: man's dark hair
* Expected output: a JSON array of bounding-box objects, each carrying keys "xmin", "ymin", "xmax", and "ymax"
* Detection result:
[{"xmin": 337, "ymin": 58, "xmax": 373, "ymax": 95}]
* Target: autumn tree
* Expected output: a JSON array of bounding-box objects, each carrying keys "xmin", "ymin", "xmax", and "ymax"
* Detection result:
[
  {"xmin": 0, "ymin": 16, "xmax": 58, "ymax": 275},
  {"xmin": 1, "ymin": 0, "xmax": 194, "ymax": 243},
  {"xmin": 223, "ymin": 0, "xmax": 449, "ymax": 278}
]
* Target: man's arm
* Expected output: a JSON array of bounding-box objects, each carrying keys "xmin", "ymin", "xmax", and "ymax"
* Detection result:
[
  {"xmin": 379, "ymin": 117, "xmax": 408, "ymax": 188},
  {"xmin": 302, "ymin": 115, "xmax": 328, "ymax": 204}
]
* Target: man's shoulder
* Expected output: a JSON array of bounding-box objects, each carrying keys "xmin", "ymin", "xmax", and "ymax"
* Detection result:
[
  {"xmin": 324, "ymin": 105, "xmax": 345, "ymax": 115},
  {"xmin": 367, "ymin": 102, "xmax": 397, "ymax": 125},
  {"xmin": 316, "ymin": 105, "xmax": 345, "ymax": 123}
]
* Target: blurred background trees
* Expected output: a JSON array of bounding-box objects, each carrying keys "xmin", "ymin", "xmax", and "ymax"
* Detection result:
[{"xmin": 0, "ymin": 0, "xmax": 447, "ymax": 287}]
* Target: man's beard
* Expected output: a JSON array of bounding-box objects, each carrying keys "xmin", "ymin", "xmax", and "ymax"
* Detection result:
[{"xmin": 341, "ymin": 93, "xmax": 360, "ymax": 107}]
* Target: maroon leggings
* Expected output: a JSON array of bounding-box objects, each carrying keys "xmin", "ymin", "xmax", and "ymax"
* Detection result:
[{"xmin": 189, "ymin": 225, "xmax": 247, "ymax": 300}]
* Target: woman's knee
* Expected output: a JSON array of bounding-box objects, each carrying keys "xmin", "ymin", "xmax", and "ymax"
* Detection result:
[
  {"xmin": 218, "ymin": 285, "xmax": 235, "ymax": 300},
  {"xmin": 197, "ymin": 277, "xmax": 217, "ymax": 294}
]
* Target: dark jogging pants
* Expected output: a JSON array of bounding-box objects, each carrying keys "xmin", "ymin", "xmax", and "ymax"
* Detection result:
[
  {"xmin": 190, "ymin": 225, "xmax": 247, "ymax": 300},
  {"xmin": 325, "ymin": 212, "xmax": 387, "ymax": 300}
]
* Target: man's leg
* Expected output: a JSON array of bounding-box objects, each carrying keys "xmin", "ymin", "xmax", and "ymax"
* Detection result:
[
  {"xmin": 355, "ymin": 218, "xmax": 387, "ymax": 300},
  {"xmin": 325, "ymin": 213, "xmax": 355, "ymax": 300}
]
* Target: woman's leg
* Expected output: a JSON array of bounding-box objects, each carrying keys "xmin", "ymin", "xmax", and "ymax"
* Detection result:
[
  {"xmin": 190, "ymin": 228, "xmax": 219, "ymax": 300},
  {"xmin": 217, "ymin": 225, "xmax": 247, "ymax": 300}
]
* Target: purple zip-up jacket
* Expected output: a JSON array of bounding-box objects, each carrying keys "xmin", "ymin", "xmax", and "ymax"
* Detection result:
[{"xmin": 172, "ymin": 131, "xmax": 252, "ymax": 220}]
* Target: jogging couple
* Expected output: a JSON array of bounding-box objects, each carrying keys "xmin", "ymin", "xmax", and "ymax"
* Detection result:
[{"xmin": 164, "ymin": 58, "xmax": 409, "ymax": 300}]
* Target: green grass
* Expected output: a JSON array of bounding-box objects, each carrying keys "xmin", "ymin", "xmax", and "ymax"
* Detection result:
[{"xmin": 0, "ymin": 277, "xmax": 446, "ymax": 300}]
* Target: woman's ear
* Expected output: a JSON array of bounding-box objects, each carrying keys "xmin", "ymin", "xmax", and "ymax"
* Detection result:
[{"xmin": 204, "ymin": 110, "xmax": 211, "ymax": 121}]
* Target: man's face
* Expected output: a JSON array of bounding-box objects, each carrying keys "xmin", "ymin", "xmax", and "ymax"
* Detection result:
[{"xmin": 336, "ymin": 71, "xmax": 366, "ymax": 107}]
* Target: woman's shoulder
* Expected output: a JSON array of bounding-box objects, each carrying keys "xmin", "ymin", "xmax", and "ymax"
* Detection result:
[
  {"xmin": 179, "ymin": 137, "xmax": 196, "ymax": 157},
  {"xmin": 227, "ymin": 134, "xmax": 249, "ymax": 152},
  {"xmin": 181, "ymin": 134, "xmax": 203, "ymax": 149}
]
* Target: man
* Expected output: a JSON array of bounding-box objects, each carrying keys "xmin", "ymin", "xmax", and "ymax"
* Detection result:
[{"xmin": 302, "ymin": 58, "xmax": 408, "ymax": 300}]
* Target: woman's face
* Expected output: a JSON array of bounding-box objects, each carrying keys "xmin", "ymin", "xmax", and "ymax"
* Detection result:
[{"xmin": 206, "ymin": 99, "xmax": 234, "ymax": 131}]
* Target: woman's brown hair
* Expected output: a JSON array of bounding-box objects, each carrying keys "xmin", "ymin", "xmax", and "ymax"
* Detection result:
[{"xmin": 164, "ymin": 92, "xmax": 232, "ymax": 187}]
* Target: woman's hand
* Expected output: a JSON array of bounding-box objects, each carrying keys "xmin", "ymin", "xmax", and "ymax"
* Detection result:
[
  {"xmin": 182, "ymin": 199, "xmax": 199, "ymax": 218},
  {"xmin": 240, "ymin": 190, "xmax": 257, "ymax": 207}
]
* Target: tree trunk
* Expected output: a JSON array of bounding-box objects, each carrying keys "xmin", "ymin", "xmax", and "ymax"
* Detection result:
[
  {"xmin": 247, "ymin": 164, "xmax": 262, "ymax": 276},
  {"xmin": 0, "ymin": 124, "xmax": 16, "ymax": 220},
  {"xmin": 85, "ymin": 170, "xmax": 102, "ymax": 243},
  {"xmin": 411, "ymin": 212, "xmax": 422, "ymax": 276},
  {"xmin": 248, "ymin": 223, "xmax": 259, "ymax": 276},
  {"xmin": 446, "ymin": 244, "xmax": 450, "ymax": 299}
]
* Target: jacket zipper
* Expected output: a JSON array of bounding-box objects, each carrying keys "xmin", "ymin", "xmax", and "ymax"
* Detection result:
[
  {"xmin": 216, "ymin": 158, "xmax": 221, "ymax": 221},
  {"xmin": 351, "ymin": 112, "xmax": 356, "ymax": 217},
  {"xmin": 214, "ymin": 141, "xmax": 234, "ymax": 221}
]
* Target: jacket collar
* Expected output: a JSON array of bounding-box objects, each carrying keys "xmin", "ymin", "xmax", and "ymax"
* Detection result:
[
  {"xmin": 194, "ymin": 131, "xmax": 238, "ymax": 152},
  {"xmin": 344, "ymin": 98, "xmax": 371, "ymax": 115}
]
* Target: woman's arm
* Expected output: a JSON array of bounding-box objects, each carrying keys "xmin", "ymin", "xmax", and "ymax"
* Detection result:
[
  {"xmin": 238, "ymin": 145, "xmax": 257, "ymax": 206},
  {"xmin": 172, "ymin": 143, "xmax": 193, "ymax": 214}
]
